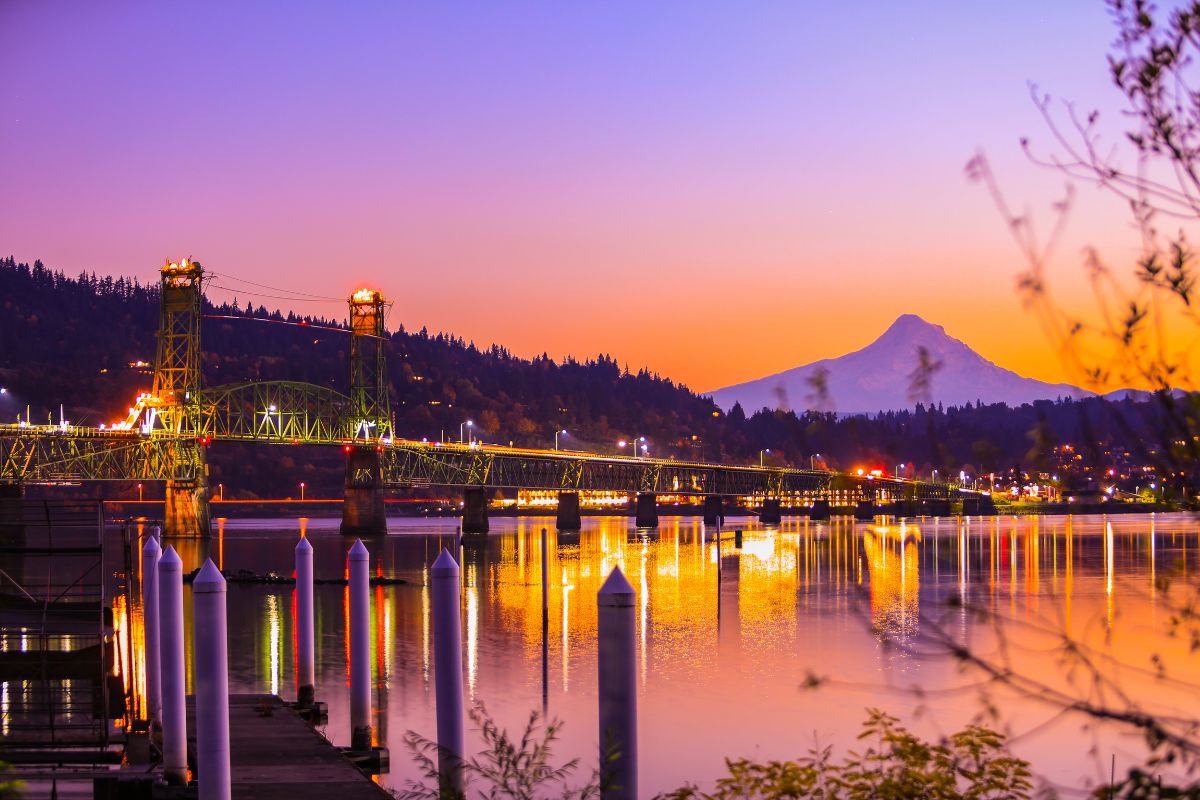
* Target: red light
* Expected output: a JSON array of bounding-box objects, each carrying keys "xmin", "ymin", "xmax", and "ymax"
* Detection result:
[
  {"xmin": 343, "ymin": 445, "xmax": 352, "ymax": 453},
  {"xmin": 292, "ymin": 438, "xmax": 299, "ymax": 445},
  {"xmin": 375, "ymin": 445, "xmax": 383, "ymax": 453}
]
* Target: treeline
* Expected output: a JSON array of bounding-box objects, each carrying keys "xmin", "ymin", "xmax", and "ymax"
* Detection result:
[{"xmin": 0, "ymin": 256, "xmax": 1179, "ymax": 498}]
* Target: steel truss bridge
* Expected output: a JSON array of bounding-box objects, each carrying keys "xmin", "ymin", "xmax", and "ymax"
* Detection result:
[{"xmin": 0, "ymin": 258, "xmax": 955, "ymax": 534}]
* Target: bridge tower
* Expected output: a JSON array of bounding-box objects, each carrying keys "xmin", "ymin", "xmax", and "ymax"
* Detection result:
[
  {"xmin": 341, "ymin": 288, "xmax": 391, "ymax": 536},
  {"xmin": 152, "ymin": 258, "xmax": 211, "ymax": 538}
]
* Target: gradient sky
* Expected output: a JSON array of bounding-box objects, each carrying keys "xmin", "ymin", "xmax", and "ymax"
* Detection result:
[{"xmin": 0, "ymin": 2, "xmax": 1149, "ymax": 392}]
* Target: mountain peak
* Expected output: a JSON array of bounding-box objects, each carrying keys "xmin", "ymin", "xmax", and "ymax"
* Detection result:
[
  {"xmin": 880, "ymin": 313, "xmax": 945, "ymax": 339},
  {"xmin": 708, "ymin": 315, "xmax": 1091, "ymax": 414}
]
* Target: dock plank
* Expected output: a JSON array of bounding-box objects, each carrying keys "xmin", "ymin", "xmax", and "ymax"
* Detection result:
[{"xmin": 188, "ymin": 694, "xmax": 389, "ymax": 800}]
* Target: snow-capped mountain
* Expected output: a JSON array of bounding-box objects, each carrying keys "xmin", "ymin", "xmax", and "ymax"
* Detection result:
[{"xmin": 708, "ymin": 314, "xmax": 1090, "ymax": 414}]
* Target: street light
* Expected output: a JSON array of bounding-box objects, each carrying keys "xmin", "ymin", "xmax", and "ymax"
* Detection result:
[
  {"xmin": 555, "ymin": 429, "xmax": 567, "ymax": 451},
  {"xmin": 300, "ymin": 482, "xmax": 306, "ymax": 502},
  {"xmin": 810, "ymin": 453, "xmax": 821, "ymax": 470},
  {"xmin": 137, "ymin": 483, "xmax": 143, "ymax": 502},
  {"xmin": 460, "ymin": 420, "xmax": 473, "ymax": 445},
  {"xmin": 759, "ymin": 448, "xmax": 771, "ymax": 467},
  {"xmin": 618, "ymin": 436, "xmax": 647, "ymax": 458},
  {"xmin": 218, "ymin": 483, "xmax": 224, "ymax": 501}
]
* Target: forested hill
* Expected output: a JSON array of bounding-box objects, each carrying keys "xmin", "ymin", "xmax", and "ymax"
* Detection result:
[{"xmin": 0, "ymin": 256, "xmax": 1184, "ymax": 499}]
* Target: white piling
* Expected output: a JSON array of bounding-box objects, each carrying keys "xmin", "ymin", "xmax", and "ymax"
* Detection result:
[
  {"xmin": 431, "ymin": 548, "xmax": 465, "ymax": 792},
  {"xmin": 597, "ymin": 567, "xmax": 637, "ymax": 800},
  {"xmin": 295, "ymin": 537, "xmax": 316, "ymax": 704},
  {"xmin": 141, "ymin": 534, "xmax": 162, "ymax": 727},
  {"xmin": 193, "ymin": 559, "xmax": 231, "ymax": 800},
  {"xmin": 158, "ymin": 545, "xmax": 188, "ymax": 785},
  {"xmin": 348, "ymin": 539, "xmax": 372, "ymax": 751},
  {"xmin": 540, "ymin": 528, "xmax": 550, "ymax": 625}
]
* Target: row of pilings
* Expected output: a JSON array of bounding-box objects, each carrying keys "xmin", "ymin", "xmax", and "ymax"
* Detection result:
[{"xmin": 137, "ymin": 528, "xmax": 640, "ymax": 799}]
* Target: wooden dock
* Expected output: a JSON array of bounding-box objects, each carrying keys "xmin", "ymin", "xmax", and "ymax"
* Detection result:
[{"xmin": 188, "ymin": 695, "xmax": 390, "ymax": 800}]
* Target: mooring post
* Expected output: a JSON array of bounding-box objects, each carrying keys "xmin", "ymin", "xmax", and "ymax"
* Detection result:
[
  {"xmin": 158, "ymin": 545, "xmax": 188, "ymax": 786},
  {"xmin": 349, "ymin": 539, "xmax": 372, "ymax": 751},
  {"xmin": 431, "ymin": 548, "xmax": 465, "ymax": 793},
  {"xmin": 193, "ymin": 559, "xmax": 231, "ymax": 800},
  {"xmin": 141, "ymin": 534, "xmax": 162, "ymax": 727},
  {"xmin": 597, "ymin": 567, "xmax": 637, "ymax": 800},
  {"xmin": 296, "ymin": 536, "xmax": 315, "ymax": 705},
  {"xmin": 541, "ymin": 527, "xmax": 550, "ymax": 626}
]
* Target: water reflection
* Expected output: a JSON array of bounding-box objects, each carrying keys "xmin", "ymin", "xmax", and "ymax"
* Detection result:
[{"xmin": 103, "ymin": 513, "xmax": 1200, "ymax": 794}]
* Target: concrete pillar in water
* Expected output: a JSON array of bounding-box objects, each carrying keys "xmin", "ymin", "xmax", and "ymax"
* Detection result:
[
  {"xmin": 759, "ymin": 498, "xmax": 782, "ymax": 525},
  {"xmin": 634, "ymin": 493, "xmax": 658, "ymax": 529},
  {"xmin": 341, "ymin": 448, "xmax": 386, "ymax": 537},
  {"xmin": 979, "ymin": 494, "xmax": 997, "ymax": 516},
  {"xmin": 193, "ymin": 559, "xmax": 231, "ymax": 800},
  {"xmin": 961, "ymin": 496, "xmax": 981, "ymax": 515},
  {"xmin": 295, "ymin": 537, "xmax": 316, "ymax": 705},
  {"xmin": 808, "ymin": 499, "xmax": 830, "ymax": 520},
  {"xmin": 702, "ymin": 495, "xmax": 723, "ymax": 526},
  {"xmin": 922, "ymin": 498, "xmax": 951, "ymax": 517},
  {"xmin": 431, "ymin": 548, "xmax": 465, "ymax": 793},
  {"xmin": 141, "ymin": 533, "xmax": 162, "ymax": 727},
  {"xmin": 165, "ymin": 458, "xmax": 211, "ymax": 537},
  {"xmin": 462, "ymin": 487, "xmax": 489, "ymax": 534},
  {"xmin": 556, "ymin": 491, "xmax": 582, "ymax": 531},
  {"xmin": 348, "ymin": 539, "xmax": 372, "ymax": 751},
  {"xmin": 597, "ymin": 567, "xmax": 637, "ymax": 800},
  {"xmin": 158, "ymin": 546, "xmax": 188, "ymax": 786},
  {"xmin": 854, "ymin": 500, "xmax": 876, "ymax": 520}
]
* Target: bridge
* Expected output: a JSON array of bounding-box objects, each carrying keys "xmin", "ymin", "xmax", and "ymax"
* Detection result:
[{"xmin": 0, "ymin": 258, "xmax": 969, "ymax": 537}]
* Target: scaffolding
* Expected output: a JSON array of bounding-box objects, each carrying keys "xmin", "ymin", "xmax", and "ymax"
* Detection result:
[{"xmin": 0, "ymin": 499, "xmax": 127, "ymax": 762}]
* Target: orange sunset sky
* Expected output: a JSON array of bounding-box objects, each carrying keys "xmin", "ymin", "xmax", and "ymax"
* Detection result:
[{"xmin": 0, "ymin": 3, "xmax": 1175, "ymax": 393}]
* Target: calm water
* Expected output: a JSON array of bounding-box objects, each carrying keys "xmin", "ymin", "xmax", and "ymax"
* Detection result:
[{"xmin": 105, "ymin": 514, "xmax": 1200, "ymax": 794}]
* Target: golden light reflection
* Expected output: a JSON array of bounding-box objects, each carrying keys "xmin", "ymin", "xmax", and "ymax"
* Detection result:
[{"xmin": 862, "ymin": 526, "xmax": 920, "ymax": 638}]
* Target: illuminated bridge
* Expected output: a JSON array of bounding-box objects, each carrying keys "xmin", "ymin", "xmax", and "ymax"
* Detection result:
[{"xmin": 0, "ymin": 259, "xmax": 969, "ymax": 537}]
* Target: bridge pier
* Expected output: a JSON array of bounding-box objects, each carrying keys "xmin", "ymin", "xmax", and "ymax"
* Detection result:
[
  {"xmin": 556, "ymin": 491, "xmax": 582, "ymax": 531},
  {"xmin": 921, "ymin": 499, "xmax": 951, "ymax": 517},
  {"xmin": 854, "ymin": 500, "xmax": 875, "ymax": 521},
  {"xmin": 634, "ymin": 493, "xmax": 658, "ymax": 529},
  {"xmin": 463, "ymin": 487, "xmax": 489, "ymax": 535},
  {"xmin": 341, "ymin": 448, "xmax": 387, "ymax": 537},
  {"xmin": 759, "ymin": 498, "xmax": 782, "ymax": 526},
  {"xmin": 165, "ymin": 459, "xmax": 211, "ymax": 538},
  {"xmin": 702, "ymin": 495, "xmax": 723, "ymax": 526},
  {"xmin": 807, "ymin": 499, "xmax": 830, "ymax": 520}
]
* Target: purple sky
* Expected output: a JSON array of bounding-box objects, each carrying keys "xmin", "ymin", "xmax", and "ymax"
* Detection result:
[{"xmin": 0, "ymin": 2, "xmax": 1142, "ymax": 390}]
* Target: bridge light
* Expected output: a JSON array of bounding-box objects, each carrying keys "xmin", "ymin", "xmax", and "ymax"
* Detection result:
[
  {"xmin": 352, "ymin": 288, "xmax": 378, "ymax": 303},
  {"xmin": 343, "ymin": 445, "xmax": 353, "ymax": 453}
]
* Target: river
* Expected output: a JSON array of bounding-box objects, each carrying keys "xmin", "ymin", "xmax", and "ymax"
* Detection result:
[{"xmin": 96, "ymin": 513, "xmax": 1200, "ymax": 795}]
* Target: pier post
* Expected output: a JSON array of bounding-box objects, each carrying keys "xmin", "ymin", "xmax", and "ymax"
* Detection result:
[
  {"xmin": 854, "ymin": 500, "xmax": 876, "ymax": 520},
  {"xmin": 634, "ymin": 493, "xmax": 658, "ymax": 529},
  {"xmin": 295, "ymin": 537, "xmax": 315, "ymax": 705},
  {"xmin": 158, "ymin": 546, "xmax": 188, "ymax": 786},
  {"xmin": 348, "ymin": 540, "xmax": 372, "ymax": 751},
  {"xmin": 597, "ymin": 567, "xmax": 637, "ymax": 800},
  {"xmin": 462, "ymin": 487, "xmax": 489, "ymax": 535},
  {"xmin": 141, "ymin": 534, "xmax": 162, "ymax": 727},
  {"xmin": 760, "ymin": 498, "xmax": 782, "ymax": 525},
  {"xmin": 808, "ymin": 498, "xmax": 830, "ymax": 520},
  {"xmin": 556, "ymin": 491, "xmax": 582, "ymax": 531},
  {"xmin": 541, "ymin": 528, "xmax": 550, "ymax": 625},
  {"xmin": 193, "ymin": 559, "xmax": 231, "ymax": 800},
  {"xmin": 961, "ymin": 496, "xmax": 980, "ymax": 515},
  {"xmin": 703, "ymin": 495, "xmax": 723, "ymax": 526},
  {"xmin": 341, "ymin": 448, "xmax": 387, "ymax": 536},
  {"xmin": 431, "ymin": 549, "xmax": 465, "ymax": 793}
]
